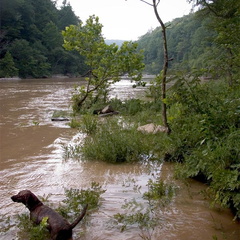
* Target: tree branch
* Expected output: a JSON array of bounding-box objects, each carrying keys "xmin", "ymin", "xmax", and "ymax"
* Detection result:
[
  {"xmin": 139, "ymin": 0, "xmax": 153, "ymax": 6},
  {"xmin": 156, "ymin": 0, "xmax": 161, "ymax": 7}
]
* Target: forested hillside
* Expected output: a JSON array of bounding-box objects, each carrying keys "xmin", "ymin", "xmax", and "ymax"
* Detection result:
[
  {"xmin": 137, "ymin": 8, "xmax": 239, "ymax": 84},
  {"xmin": 137, "ymin": 13, "xmax": 213, "ymax": 73},
  {"xmin": 0, "ymin": 0, "xmax": 87, "ymax": 78}
]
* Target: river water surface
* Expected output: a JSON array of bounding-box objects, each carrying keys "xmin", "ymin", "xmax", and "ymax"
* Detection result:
[{"xmin": 0, "ymin": 78, "xmax": 239, "ymax": 240}]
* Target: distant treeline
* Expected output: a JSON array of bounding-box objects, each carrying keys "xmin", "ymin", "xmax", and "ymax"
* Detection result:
[
  {"xmin": 0, "ymin": 0, "xmax": 239, "ymax": 79},
  {"xmin": 0, "ymin": 0, "xmax": 88, "ymax": 78}
]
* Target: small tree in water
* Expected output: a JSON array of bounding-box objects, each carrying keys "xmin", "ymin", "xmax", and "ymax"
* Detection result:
[{"xmin": 62, "ymin": 15, "xmax": 145, "ymax": 112}]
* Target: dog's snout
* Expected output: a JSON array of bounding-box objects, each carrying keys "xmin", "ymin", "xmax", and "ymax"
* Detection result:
[
  {"xmin": 11, "ymin": 195, "xmax": 16, "ymax": 201},
  {"xmin": 11, "ymin": 195, "xmax": 19, "ymax": 202}
]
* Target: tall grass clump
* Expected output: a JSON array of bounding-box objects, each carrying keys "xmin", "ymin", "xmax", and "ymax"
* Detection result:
[
  {"xmin": 69, "ymin": 114, "xmax": 98, "ymax": 134},
  {"xmin": 82, "ymin": 119, "xmax": 154, "ymax": 163},
  {"xmin": 80, "ymin": 114, "xmax": 98, "ymax": 135}
]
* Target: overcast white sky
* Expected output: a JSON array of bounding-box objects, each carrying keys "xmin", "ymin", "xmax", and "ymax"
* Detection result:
[{"xmin": 63, "ymin": 0, "xmax": 192, "ymax": 40}]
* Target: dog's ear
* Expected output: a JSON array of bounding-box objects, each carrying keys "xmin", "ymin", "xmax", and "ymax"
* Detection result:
[{"xmin": 25, "ymin": 192, "xmax": 40, "ymax": 209}]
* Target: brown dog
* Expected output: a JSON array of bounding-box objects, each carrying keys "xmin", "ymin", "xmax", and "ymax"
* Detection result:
[{"xmin": 11, "ymin": 190, "xmax": 87, "ymax": 240}]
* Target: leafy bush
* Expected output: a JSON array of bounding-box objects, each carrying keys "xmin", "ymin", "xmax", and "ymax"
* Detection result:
[
  {"xmin": 143, "ymin": 179, "xmax": 176, "ymax": 206},
  {"xmin": 163, "ymin": 76, "xmax": 240, "ymax": 218},
  {"xmin": 69, "ymin": 118, "xmax": 82, "ymax": 129},
  {"xmin": 69, "ymin": 114, "xmax": 98, "ymax": 135},
  {"xmin": 57, "ymin": 182, "xmax": 106, "ymax": 220}
]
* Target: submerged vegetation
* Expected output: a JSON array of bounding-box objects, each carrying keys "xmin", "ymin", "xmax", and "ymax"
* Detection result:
[
  {"xmin": 114, "ymin": 178, "xmax": 177, "ymax": 240},
  {"xmin": 82, "ymin": 118, "xmax": 157, "ymax": 163}
]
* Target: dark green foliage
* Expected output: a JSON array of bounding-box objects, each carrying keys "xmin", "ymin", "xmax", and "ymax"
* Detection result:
[
  {"xmin": 187, "ymin": 0, "xmax": 240, "ymax": 86},
  {"xmin": 57, "ymin": 1, "xmax": 80, "ymax": 30},
  {"xmin": 137, "ymin": 14, "xmax": 215, "ymax": 74},
  {"xmin": 160, "ymin": 74, "xmax": 240, "ymax": 219},
  {"xmin": 9, "ymin": 39, "xmax": 51, "ymax": 78},
  {"xmin": 0, "ymin": 0, "xmax": 86, "ymax": 78},
  {"xmin": 138, "ymin": 2, "xmax": 240, "ymax": 85},
  {"xmin": 0, "ymin": 51, "xmax": 18, "ymax": 77}
]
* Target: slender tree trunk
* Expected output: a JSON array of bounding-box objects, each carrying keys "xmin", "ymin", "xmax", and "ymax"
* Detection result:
[{"xmin": 152, "ymin": 0, "xmax": 170, "ymax": 133}]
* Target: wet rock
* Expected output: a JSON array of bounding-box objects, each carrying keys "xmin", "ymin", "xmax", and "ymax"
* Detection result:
[
  {"xmin": 137, "ymin": 123, "xmax": 168, "ymax": 134},
  {"xmin": 101, "ymin": 105, "xmax": 115, "ymax": 114},
  {"xmin": 93, "ymin": 105, "xmax": 119, "ymax": 117}
]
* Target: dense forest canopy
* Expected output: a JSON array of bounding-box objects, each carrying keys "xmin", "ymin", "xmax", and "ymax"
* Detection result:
[{"xmin": 0, "ymin": 0, "xmax": 87, "ymax": 78}]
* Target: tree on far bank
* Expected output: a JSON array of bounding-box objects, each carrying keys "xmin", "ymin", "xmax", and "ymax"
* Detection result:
[
  {"xmin": 62, "ymin": 15, "xmax": 145, "ymax": 112},
  {"xmin": 9, "ymin": 39, "xmax": 50, "ymax": 78},
  {"xmin": 58, "ymin": 0, "xmax": 80, "ymax": 30},
  {"xmin": 0, "ymin": 51, "xmax": 19, "ymax": 77}
]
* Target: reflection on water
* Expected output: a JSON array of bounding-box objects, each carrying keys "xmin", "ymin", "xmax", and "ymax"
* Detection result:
[{"xmin": 0, "ymin": 78, "xmax": 239, "ymax": 240}]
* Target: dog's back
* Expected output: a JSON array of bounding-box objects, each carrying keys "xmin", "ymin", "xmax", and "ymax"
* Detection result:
[{"xmin": 31, "ymin": 204, "xmax": 72, "ymax": 239}]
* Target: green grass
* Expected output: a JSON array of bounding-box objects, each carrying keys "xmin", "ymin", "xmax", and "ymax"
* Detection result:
[{"xmin": 81, "ymin": 118, "xmax": 158, "ymax": 163}]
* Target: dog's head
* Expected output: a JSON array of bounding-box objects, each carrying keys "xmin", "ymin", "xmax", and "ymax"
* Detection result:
[{"xmin": 11, "ymin": 190, "xmax": 41, "ymax": 210}]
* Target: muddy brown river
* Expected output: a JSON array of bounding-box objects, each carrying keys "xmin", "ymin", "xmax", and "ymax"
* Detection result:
[{"xmin": 0, "ymin": 78, "xmax": 239, "ymax": 240}]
